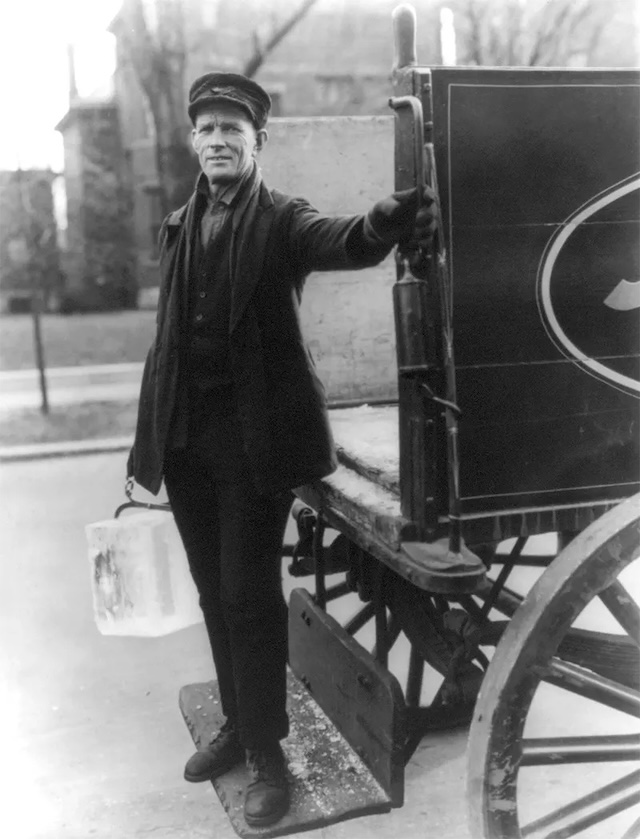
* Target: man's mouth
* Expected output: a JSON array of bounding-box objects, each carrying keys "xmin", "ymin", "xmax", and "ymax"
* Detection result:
[{"xmin": 207, "ymin": 157, "xmax": 232, "ymax": 163}]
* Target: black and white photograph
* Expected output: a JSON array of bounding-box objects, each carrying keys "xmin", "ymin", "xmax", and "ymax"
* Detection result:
[{"xmin": 0, "ymin": 1, "xmax": 638, "ymax": 838}]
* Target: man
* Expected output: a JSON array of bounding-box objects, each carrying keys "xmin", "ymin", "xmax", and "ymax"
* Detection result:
[{"xmin": 128, "ymin": 71, "xmax": 436, "ymax": 828}]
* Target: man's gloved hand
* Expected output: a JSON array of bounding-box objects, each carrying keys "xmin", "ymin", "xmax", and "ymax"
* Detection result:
[{"xmin": 364, "ymin": 186, "xmax": 438, "ymax": 249}]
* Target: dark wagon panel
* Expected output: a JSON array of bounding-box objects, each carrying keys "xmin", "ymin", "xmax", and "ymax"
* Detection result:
[{"xmin": 408, "ymin": 68, "xmax": 640, "ymax": 519}]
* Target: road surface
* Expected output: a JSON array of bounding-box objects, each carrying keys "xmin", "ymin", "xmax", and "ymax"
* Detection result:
[
  {"xmin": 0, "ymin": 364, "xmax": 143, "ymax": 411},
  {"xmin": 0, "ymin": 453, "xmax": 637, "ymax": 839}
]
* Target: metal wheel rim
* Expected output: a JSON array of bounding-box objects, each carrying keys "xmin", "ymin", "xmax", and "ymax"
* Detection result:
[{"xmin": 467, "ymin": 493, "xmax": 640, "ymax": 839}]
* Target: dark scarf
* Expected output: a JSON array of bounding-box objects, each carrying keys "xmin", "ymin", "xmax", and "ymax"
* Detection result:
[
  {"xmin": 160, "ymin": 161, "xmax": 266, "ymax": 446},
  {"xmin": 166, "ymin": 160, "xmax": 265, "ymax": 344}
]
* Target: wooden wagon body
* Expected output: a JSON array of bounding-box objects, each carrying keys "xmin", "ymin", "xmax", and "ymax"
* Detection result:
[
  {"xmin": 398, "ymin": 63, "xmax": 639, "ymax": 524},
  {"xmin": 289, "ymin": 16, "xmax": 640, "ymax": 839},
  {"xmin": 178, "ymin": 8, "xmax": 640, "ymax": 838}
]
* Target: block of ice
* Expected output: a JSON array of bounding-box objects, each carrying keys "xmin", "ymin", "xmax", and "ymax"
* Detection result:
[{"xmin": 85, "ymin": 511, "xmax": 202, "ymax": 637}]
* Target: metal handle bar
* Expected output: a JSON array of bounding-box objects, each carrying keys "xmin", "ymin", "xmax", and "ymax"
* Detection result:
[{"xmin": 388, "ymin": 95, "xmax": 425, "ymax": 213}]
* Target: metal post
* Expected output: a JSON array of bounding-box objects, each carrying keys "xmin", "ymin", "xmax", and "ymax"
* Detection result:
[
  {"xmin": 31, "ymin": 277, "xmax": 49, "ymax": 415},
  {"xmin": 313, "ymin": 515, "xmax": 327, "ymax": 609},
  {"xmin": 16, "ymin": 164, "xmax": 49, "ymax": 414}
]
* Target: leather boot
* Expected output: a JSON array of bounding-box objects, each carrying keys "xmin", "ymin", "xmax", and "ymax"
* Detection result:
[
  {"xmin": 244, "ymin": 744, "xmax": 290, "ymax": 827},
  {"xmin": 184, "ymin": 720, "xmax": 244, "ymax": 783}
]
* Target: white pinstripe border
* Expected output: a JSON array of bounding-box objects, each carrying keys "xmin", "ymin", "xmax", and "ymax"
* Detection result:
[{"xmin": 445, "ymin": 81, "xmax": 640, "ymax": 397}]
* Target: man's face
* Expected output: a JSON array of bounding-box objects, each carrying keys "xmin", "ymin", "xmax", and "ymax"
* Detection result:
[{"xmin": 191, "ymin": 103, "xmax": 267, "ymax": 185}]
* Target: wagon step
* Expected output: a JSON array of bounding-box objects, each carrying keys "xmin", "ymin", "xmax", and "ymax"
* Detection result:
[{"xmin": 179, "ymin": 591, "xmax": 404, "ymax": 837}]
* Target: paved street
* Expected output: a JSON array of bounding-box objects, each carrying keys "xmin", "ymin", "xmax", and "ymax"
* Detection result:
[
  {"xmin": 1, "ymin": 453, "xmax": 637, "ymax": 839},
  {"xmin": 0, "ymin": 453, "xmax": 474, "ymax": 839},
  {"xmin": 0, "ymin": 364, "xmax": 143, "ymax": 411}
]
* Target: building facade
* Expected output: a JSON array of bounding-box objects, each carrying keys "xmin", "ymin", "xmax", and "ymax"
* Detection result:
[
  {"xmin": 56, "ymin": 0, "xmax": 638, "ymax": 308},
  {"xmin": 55, "ymin": 101, "xmax": 137, "ymax": 311},
  {"xmin": 0, "ymin": 169, "xmax": 62, "ymax": 313}
]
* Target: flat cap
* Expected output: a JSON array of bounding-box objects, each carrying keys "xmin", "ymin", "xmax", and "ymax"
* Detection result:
[{"xmin": 188, "ymin": 72, "xmax": 271, "ymax": 129}]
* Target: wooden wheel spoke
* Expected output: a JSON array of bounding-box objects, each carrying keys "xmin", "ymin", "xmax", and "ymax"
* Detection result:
[
  {"xmin": 520, "ymin": 768, "xmax": 640, "ymax": 838},
  {"xmin": 557, "ymin": 628, "xmax": 640, "ymax": 690},
  {"xmin": 521, "ymin": 734, "xmax": 640, "ymax": 766},
  {"xmin": 475, "ymin": 578, "xmax": 524, "ymax": 619},
  {"xmin": 386, "ymin": 611, "xmax": 403, "ymax": 650},
  {"xmin": 467, "ymin": 495, "xmax": 640, "ymax": 839},
  {"xmin": 621, "ymin": 814, "xmax": 640, "ymax": 839},
  {"xmin": 343, "ymin": 602, "xmax": 375, "ymax": 636},
  {"xmin": 477, "ymin": 536, "xmax": 527, "ymax": 620},
  {"xmin": 543, "ymin": 657, "xmax": 640, "ymax": 718},
  {"xmin": 599, "ymin": 579, "xmax": 640, "ymax": 647}
]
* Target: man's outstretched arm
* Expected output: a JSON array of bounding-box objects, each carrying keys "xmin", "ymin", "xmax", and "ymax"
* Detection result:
[{"xmin": 288, "ymin": 186, "xmax": 438, "ymax": 273}]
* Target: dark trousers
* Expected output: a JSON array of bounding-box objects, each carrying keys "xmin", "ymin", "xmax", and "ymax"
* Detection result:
[{"xmin": 164, "ymin": 406, "xmax": 292, "ymax": 749}]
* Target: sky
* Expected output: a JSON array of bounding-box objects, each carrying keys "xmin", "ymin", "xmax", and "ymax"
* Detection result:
[{"xmin": 0, "ymin": 0, "xmax": 121, "ymax": 172}]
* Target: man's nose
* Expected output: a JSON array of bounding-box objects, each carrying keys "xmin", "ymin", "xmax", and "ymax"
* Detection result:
[{"xmin": 208, "ymin": 127, "xmax": 226, "ymax": 146}]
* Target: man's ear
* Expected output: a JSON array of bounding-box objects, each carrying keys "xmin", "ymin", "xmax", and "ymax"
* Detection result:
[
  {"xmin": 190, "ymin": 128, "xmax": 197, "ymax": 152},
  {"xmin": 254, "ymin": 129, "xmax": 268, "ymax": 155}
]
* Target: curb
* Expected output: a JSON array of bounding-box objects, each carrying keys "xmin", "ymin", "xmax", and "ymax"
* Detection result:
[{"xmin": 0, "ymin": 436, "xmax": 133, "ymax": 463}]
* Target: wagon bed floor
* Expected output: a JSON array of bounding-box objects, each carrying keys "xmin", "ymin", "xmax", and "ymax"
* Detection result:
[{"xmin": 330, "ymin": 404, "xmax": 400, "ymax": 495}]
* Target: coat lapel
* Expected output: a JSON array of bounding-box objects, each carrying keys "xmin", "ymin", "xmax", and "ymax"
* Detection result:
[
  {"xmin": 159, "ymin": 197, "xmax": 195, "ymax": 327},
  {"xmin": 230, "ymin": 182, "xmax": 275, "ymax": 334}
]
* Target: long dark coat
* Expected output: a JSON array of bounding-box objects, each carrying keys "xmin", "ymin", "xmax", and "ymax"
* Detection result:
[{"xmin": 129, "ymin": 180, "xmax": 390, "ymax": 496}]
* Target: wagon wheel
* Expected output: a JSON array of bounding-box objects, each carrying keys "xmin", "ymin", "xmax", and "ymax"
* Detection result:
[{"xmin": 467, "ymin": 492, "xmax": 640, "ymax": 839}]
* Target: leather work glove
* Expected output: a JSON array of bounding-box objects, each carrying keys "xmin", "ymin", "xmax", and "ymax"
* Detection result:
[{"xmin": 364, "ymin": 186, "xmax": 438, "ymax": 249}]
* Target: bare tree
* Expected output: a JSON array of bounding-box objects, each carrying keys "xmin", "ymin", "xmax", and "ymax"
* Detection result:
[
  {"xmin": 113, "ymin": 0, "xmax": 319, "ymax": 215},
  {"xmin": 452, "ymin": 0, "xmax": 609, "ymax": 67},
  {"xmin": 114, "ymin": 0, "xmax": 193, "ymax": 215},
  {"xmin": 243, "ymin": 0, "xmax": 319, "ymax": 78}
]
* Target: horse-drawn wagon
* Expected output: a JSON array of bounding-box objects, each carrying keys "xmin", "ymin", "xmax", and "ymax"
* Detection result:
[{"xmin": 173, "ymin": 7, "xmax": 640, "ymax": 837}]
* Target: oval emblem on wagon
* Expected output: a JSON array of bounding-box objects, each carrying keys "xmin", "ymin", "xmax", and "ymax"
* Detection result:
[{"xmin": 537, "ymin": 174, "xmax": 640, "ymax": 396}]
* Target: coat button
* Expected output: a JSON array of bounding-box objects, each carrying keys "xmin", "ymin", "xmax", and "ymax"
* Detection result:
[
  {"xmin": 195, "ymin": 314, "xmax": 203, "ymax": 322},
  {"xmin": 199, "ymin": 291, "xmax": 206, "ymax": 299}
]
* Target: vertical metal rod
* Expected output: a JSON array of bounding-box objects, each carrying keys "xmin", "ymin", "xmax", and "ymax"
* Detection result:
[
  {"xmin": 424, "ymin": 143, "xmax": 460, "ymax": 552},
  {"xmin": 406, "ymin": 645, "xmax": 425, "ymax": 707},
  {"xmin": 388, "ymin": 95, "xmax": 425, "ymax": 218},
  {"xmin": 374, "ymin": 574, "xmax": 389, "ymax": 669},
  {"xmin": 313, "ymin": 515, "xmax": 327, "ymax": 610}
]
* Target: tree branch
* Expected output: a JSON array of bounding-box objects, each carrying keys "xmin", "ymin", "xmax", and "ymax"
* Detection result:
[
  {"xmin": 527, "ymin": 0, "xmax": 575, "ymax": 66},
  {"xmin": 465, "ymin": 0, "xmax": 486, "ymax": 66},
  {"xmin": 242, "ymin": 0, "xmax": 319, "ymax": 78}
]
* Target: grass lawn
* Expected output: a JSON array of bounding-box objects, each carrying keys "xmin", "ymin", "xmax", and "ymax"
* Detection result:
[
  {"xmin": 0, "ymin": 400, "xmax": 138, "ymax": 447},
  {"xmin": 0, "ymin": 311, "xmax": 157, "ymax": 371}
]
